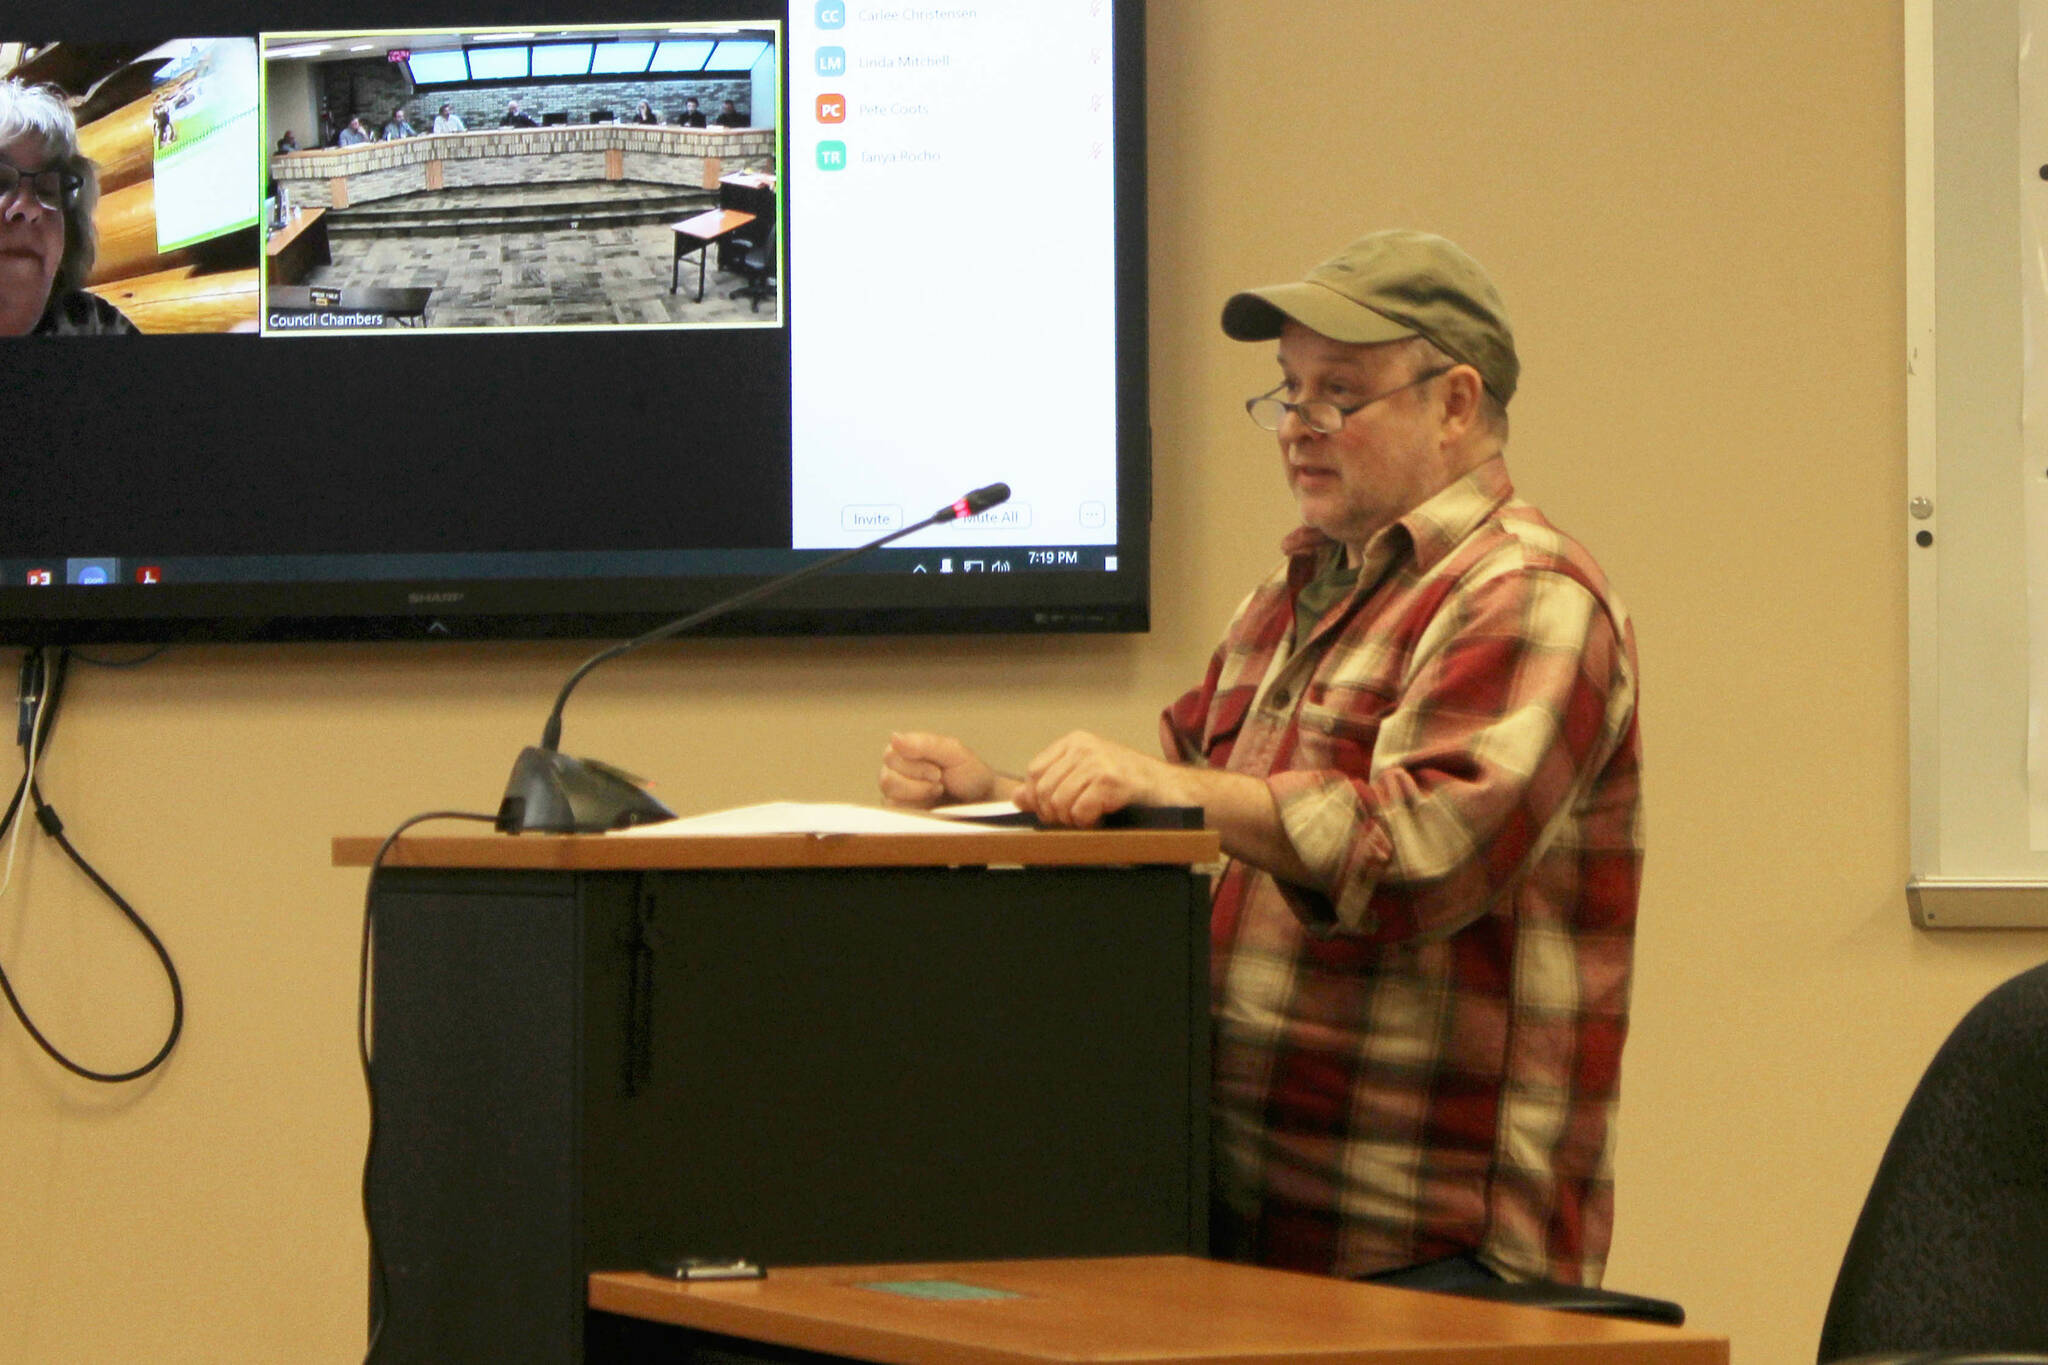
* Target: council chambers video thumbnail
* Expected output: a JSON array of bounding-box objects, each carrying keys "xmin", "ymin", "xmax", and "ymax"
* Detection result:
[{"xmin": 260, "ymin": 21, "xmax": 783, "ymax": 335}]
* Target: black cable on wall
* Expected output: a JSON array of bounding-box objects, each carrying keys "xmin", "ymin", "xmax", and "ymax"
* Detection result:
[{"xmin": 0, "ymin": 647, "xmax": 184, "ymax": 1083}]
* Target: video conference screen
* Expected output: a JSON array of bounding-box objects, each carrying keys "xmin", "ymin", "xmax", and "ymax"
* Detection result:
[{"xmin": 0, "ymin": 0, "xmax": 1148, "ymax": 641}]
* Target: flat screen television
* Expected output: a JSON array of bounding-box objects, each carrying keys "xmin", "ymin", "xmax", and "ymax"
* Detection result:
[{"xmin": 0, "ymin": 0, "xmax": 1148, "ymax": 643}]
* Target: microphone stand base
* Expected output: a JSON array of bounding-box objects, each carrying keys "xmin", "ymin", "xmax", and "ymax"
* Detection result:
[{"xmin": 495, "ymin": 746, "xmax": 678, "ymax": 833}]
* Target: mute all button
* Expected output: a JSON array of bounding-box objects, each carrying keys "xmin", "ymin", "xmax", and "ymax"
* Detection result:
[{"xmin": 842, "ymin": 505, "xmax": 903, "ymax": 532}]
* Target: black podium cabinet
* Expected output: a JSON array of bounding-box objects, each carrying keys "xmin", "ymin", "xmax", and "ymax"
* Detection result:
[{"xmin": 338, "ymin": 829, "xmax": 1217, "ymax": 1364}]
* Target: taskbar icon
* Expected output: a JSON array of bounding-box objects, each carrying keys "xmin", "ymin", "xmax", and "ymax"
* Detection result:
[{"xmin": 65, "ymin": 557, "xmax": 119, "ymax": 586}]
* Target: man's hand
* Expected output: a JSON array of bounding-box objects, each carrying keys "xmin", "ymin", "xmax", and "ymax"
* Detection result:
[
  {"xmin": 879, "ymin": 732, "xmax": 1014, "ymax": 808},
  {"xmin": 1018, "ymin": 731, "xmax": 1320, "ymax": 885},
  {"xmin": 1015, "ymin": 731, "xmax": 1184, "ymax": 827},
  {"xmin": 886, "ymin": 728, "xmax": 1317, "ymax": 887}
]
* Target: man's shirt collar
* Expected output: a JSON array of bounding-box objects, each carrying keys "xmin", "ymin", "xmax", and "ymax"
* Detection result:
[{"xmin": 1280, "ymin": 455, "xmax": 1515, "ymax": 580}]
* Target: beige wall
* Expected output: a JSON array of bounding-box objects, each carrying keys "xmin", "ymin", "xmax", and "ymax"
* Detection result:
[
  {"xmin": 264, "ymin": 57, "xmax": 317, "ymax": 154},
  {"xmin": 2, "ymin": 4, "xmax": 2038, "ymax": 1361}
]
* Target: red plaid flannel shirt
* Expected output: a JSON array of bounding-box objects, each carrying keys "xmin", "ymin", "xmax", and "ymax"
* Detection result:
[{"xmin": 1164, "ymin": 457, "xmax": 1642, "ymax": 1285}]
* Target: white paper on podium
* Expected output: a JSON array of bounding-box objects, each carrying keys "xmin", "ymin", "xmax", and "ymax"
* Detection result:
[
  {"xmin": 611, "ymin": 801, "xmax": 1030, "ymax": 837},
  {"xmin": 930, "ymin": 800, "xmax": 1031, "ymax": 821}
]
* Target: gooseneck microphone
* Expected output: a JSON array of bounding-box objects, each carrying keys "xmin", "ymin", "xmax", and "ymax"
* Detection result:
[{"xmin": 496, "ymin": 482, "xmax": 1011, "ymax": 833}]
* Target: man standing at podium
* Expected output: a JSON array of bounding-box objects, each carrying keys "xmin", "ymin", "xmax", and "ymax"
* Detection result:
[{"xmin": 881, "ymin": 230, "xmax": 1641, "ymax": 1292}]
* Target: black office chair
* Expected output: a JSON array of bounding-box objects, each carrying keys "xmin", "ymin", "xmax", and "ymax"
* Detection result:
[
  {"xmin": 726, "ymin": 221, "xmax": 775, "ymax": 311},
  {"xmin": 1815, "ymin": 960, "xmax": 2048, "ymax": 1365}
]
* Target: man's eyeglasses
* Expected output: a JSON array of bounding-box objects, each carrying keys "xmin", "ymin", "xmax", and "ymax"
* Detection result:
[
  {"xmin": 0, "ymin": 163, "xmax": 83, "ymax": 213},
  {"xmin": 1245, "ymin": 365, "xmax": 1453, "ymax": 435}
]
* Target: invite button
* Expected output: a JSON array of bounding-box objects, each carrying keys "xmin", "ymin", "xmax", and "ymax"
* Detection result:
[{"xmin": 842, "ymin": 504, "xmax": 903, "ymax": 532}]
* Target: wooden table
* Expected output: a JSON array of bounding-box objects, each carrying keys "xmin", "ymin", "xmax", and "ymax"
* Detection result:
[
  {"xmin": 588, "ymin": 1255, "xmax": 1729, "ymax": 1365},
  {"xmin": 263, "ymin": 206, "xmax": 329, "ymax": 285},
  {"xmin": 671, "ymin": 207, "xmax": 757, "ymax": 299}
]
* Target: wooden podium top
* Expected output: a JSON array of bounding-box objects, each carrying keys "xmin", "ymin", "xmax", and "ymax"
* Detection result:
[
  {"xmin": 333, "ymin": 827, "xmax": 1221, "ymax": 872},
  {"xmin": 587, "ymin": 1256, "xmax": 1727, "ymax": 1365}
]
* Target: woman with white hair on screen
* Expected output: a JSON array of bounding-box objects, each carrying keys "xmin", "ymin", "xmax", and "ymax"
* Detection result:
[{"xmin": 0, "ymin": 78, "xmax": 137, "ymax": 335}]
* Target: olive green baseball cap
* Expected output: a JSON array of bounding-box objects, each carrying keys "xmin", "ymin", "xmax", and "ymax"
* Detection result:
[{"xmin": 1220, "ymin": 229, "xmax": 1519, "ymax": 405}]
